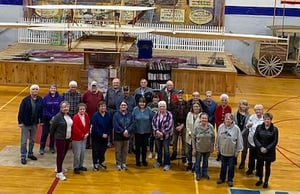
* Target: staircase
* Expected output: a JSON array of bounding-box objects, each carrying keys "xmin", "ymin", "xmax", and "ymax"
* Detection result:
[{"xmin": 227, "ymin": 53, "xmax": 256, "ymax": 75}]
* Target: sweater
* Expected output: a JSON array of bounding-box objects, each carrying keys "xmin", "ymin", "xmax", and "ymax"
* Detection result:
[
  {"xmin": 72, "ymin": 112, "xmax": 90, "ymax": 141},
  {"xmin": 82, "ymin": 90, "xmax": 104, "ymax": 118},
  {"xmin": 192, "ymin": 123, "xmax": 215, "ymax": 153},
  {"xmin": 185, "ymin": 112, "xmax": 201, "ymax": 145},
  {"xmin": 152, "ymin": 111, "xmax": 174, "ymax": 139},
  {"xmin": 216, "ymin": 123, "xmax": 243, "ymax": 157},
  {"xmin": 132, "ymin": 106, "xmax": 153, "ymax": 134},
  {"xmin": 43, "ymin": 92, "xmax": 63, "ymax": 120},
  {"xmin": 91, "ymin": 111, "xmax": 112, "ymax": 139}
]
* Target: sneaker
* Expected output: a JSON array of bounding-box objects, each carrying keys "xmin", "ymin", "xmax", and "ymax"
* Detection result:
[
  {"xmin": 21, "ymin": 158, "xmax": 27, "ymax": 165},
  {"xmin": 28, "ymin": 155, "xmax": 37, "ymax": 160},
  {"xmin": 216, "ymin": 179, "xmax": 225, "ymax": 184},
  {"xmin": 55, "ymin": 167, "xmax": 67, "ymax": 173},
  {"xmin": 56, "ymin": 172, "xmax": 66, "ymax": 181},
  {"xmin": 196, "ymin": 174, "xmax": 200, "ymax": 181},
  {"xmin": 99, "ymin": 163, "xmax": 107, "ymax": 170},
  {"xmin": 163, "ymin": 165, "xmax": 170, "ymax": 171},
  {"xmin": 148, "ymin": 152, "xmax": 153, "ymax": 159},
  {"xmin": 136, "ymin": 161, "xmax": 141, "ymax": 167},
  {"xmin": 116, "ymin": 165, "xmax": 122, "ymax": 171},
  {"xmin": 80, "ymin": 166, "xmax": 87, "ymax": 171},
  {"xmin": 93, "ymin": 164, "xmax": 99, "ymax": 171},
  {"xmin": 50, "ymin": 148, "xmax": 55, "ymax": 154},
  {"xmin": 228, "ymin": 181, "xmax": 234, "ymax": 187},
  {"xmin": 263, "ymin": 182, "xmax": 268, "ymax": 188},
  {"xmin": 121, "ymin": 164, "xmax": 128, "ymax": 170},
  {"xmin": 107, "ymin": 142, "xmax": 112, "ymax": 148},
  {"xmin": 155, "ymin": 153, "xmax": 158, "ymax": 159},
  {"xmin": 74, "ymin": 168, "xmax": 80, "ymax": 174},
  {"xmin": 153, "ymin": 162, "xmax": 161, "ymax": 168},
  {"xmin": 39, "ymin": 149, "xmax": 44, "ymax": 155}
]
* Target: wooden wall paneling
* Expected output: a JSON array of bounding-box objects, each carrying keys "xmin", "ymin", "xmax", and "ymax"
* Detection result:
[{"xmin": 124, "ymin": 66, "xmax": 147, "ymax": 91}]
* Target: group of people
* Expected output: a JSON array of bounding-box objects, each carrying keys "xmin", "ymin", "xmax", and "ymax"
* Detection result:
[{"xmin": 17, "ymin": 78, "xmax": 278, "ymax": 188}]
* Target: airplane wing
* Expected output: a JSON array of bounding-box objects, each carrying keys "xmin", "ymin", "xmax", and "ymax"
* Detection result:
[
  {"xmin": 151, "ymin": 30, "xmax": 285, "ymax": 41},
  {"xmin": 28, "ymin": 24, "xmax": 154, "ymax": 33},
  {"xmin": 27, "ymin": 5, "xmax": 156, "ymax": 11}
]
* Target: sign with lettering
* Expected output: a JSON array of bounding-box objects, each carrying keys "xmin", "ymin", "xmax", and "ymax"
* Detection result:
[
  {"xmin": 190, "ymin": 0, "xmax": 214, "ymax": 8},
  {"xmin": 189, "ymin": 9, "xmax": 213, "ymax": 24},
  {"xmin": 160, "ymin": 9, "xmax": 185, "ymax": 23}
]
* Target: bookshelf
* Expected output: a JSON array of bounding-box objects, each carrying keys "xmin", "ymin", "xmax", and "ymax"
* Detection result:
[{"xmin": 147, "ymin": 60, "xmax": 172, "ymax": 89}]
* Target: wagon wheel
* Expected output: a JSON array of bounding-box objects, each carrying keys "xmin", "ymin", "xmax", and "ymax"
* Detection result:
[{"xmin": 257, "ymin": 55, "xmax": 283, "ymax": 78}]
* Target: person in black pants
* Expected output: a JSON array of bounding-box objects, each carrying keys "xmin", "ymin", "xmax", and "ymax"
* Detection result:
[
  {"xmin": 91, "ymin": 101, "xmax": 112, "ymax": 171},
  {"xmin": 254, "ymin": 112, "xmax": 278, "ymax": 189}
]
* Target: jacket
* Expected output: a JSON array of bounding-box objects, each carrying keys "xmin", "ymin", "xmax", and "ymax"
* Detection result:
[
  {"xmin": 18, "ymin": 95, "xmax": 43, "ymax": 126},
  {"xmin": 72, "ymin": 112, "xmax": 90, "ymax": 141},
  {"xmin": 50, "ymin": 112, "xmax": 71, "ymax": 140},
  {"xmin": 216, "ymin": 122, "xmax": 243, "ymax": 157},
  {"xmin": 185, "ymin": 112, "xmax": 201, "ymax": 145},
  {"xmin": 152, "ymin": 111, "xmax": 174, "ymax": 139},
  {"xmin": 113, "ymin": 110, "xmax": 134, "ymax": 141},
  {"xmin": 254, "ymin": 123, "xmax": 278, "ymax": 162}
]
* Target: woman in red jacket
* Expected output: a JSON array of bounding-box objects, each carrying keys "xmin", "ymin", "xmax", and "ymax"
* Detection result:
[{"xmin": 72, "ymin": 103, "xmax": 90, "ymax": 174}]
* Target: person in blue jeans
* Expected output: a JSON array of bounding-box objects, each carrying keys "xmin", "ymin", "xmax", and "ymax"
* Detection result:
[
  {"xmin": 152, "ymin": 100, "xmax": 174, "ymax": 171},
  {"xmin": 192, "ymin": 113, "xmax": 215, "ymax": 181},
  {"xmin": 216, "ymin": 113, "xmax": 243, "ymax": 187}
]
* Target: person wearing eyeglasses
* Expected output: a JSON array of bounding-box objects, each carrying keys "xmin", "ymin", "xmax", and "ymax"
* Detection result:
[
  {"xmin": 216, "ymin": 113, "xmax": 243, "ymax": 187},
  {"xmin": 18, "ymin": 84, "xmax": 43, "ymax": 165}
]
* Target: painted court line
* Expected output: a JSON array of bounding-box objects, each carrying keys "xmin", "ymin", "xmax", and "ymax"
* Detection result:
[{"xmin": 0, "ymin": 86, "xmax": 28, "ymax": 111}]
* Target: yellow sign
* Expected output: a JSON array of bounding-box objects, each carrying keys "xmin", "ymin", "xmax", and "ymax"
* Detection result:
[
  {"xmin": 189, "ymin": 9, "xmax": 213, "ymax": 24},
  {"xmin": 160, "ymin": 9, "xmax": 185, "ymax": 23},
  {"xmin": 189, "ymin": 0, "xmax": 214, "ymax": 8}
]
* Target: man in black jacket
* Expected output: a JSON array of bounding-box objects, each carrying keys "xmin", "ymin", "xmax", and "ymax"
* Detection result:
[{"xmin": 18, "ymin": 84, "xmax": 43, "ymax": 165}]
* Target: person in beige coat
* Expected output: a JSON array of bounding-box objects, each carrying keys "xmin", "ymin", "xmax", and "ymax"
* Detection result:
[{"xmin": 185, "ymin": 102, "xmax": 202, "ymax": 171}]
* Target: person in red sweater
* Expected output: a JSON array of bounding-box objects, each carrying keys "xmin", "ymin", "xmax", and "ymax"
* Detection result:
[
  {"xmin": 82, "ymin": 81, "xmax": 104, "ymax": 148},
  {"xmin": 214, "ymin": 93, "xmax": 232, "ymax": 161},
  {"xmin": 72, "ymin": 103, "xmax": 90, "ymax": 174}
]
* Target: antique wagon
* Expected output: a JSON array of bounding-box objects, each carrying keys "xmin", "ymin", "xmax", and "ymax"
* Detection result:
[{"xmin": 253, "ymin": 25, "xmax": 300, "ymax": 77}]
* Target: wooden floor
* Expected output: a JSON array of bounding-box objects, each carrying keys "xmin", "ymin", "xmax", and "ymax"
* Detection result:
[{"xmin": 0, "ymin": 75, "xmax": 299, "ymax": 194}]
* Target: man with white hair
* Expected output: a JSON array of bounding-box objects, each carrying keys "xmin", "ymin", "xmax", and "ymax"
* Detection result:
[
  {"xmin": 245, "ymin": 104, "xmax": 264, "ymax": 175},
  {"xmin": 63, "ymin": 80, "xmax": 81, "ymax": 117},
  {"xmin": 159, "ymin": 80, "xmax": 178, "ymax": 110},
  {"xmin": 18, "ymin": 84, "xmax": 43, "ymax": 165}
]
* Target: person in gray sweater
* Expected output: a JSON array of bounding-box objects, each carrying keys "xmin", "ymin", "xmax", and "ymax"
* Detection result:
[
  {"xmin": 192, "ymin": 112, "xmax": 215, "ymax": 181},
  {"xmin": 216, "ymin": 113, "xmax": 243, "ymax": 187}
]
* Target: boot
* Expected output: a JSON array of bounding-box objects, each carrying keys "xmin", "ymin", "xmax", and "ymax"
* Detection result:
[
  {"xmin": 255, "ymin": 177, "xmax": 263, "ymax": 186},
  {"xmin": 170, "ymin": 152, "xmax": 177, "ymax": 161},
  {"xmin": 238, "ymin": 161, "xmax": 245, "ymax": 169},
  {"xmin": 263, "ymin": 177, "xmax": 269, "ymax": 188}
]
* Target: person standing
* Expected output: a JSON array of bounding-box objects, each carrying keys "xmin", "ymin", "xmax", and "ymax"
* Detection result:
[
  {"xmin": 245, "ymin": 104, "xmax": 264, "ymax": 175},
  {"xmin": 152, "ymin": 101, "xmax": 174, "ymax": 171},
  {"xmin": 215, "ymin": 93, "xmax": 232, "ymax": 161},
  {"xmin": 132, "ymin": 97, "xmax": 153, "ymax": 167},
  {"xmin": 18, "ymin": 84, "xmax": 43, "ymax": 165},
  {"xmin": 254, "ymin": 112, "xmax": 278, "ymax": 189},
  {"xmin": 113, "ymin": 101, "xmax": 134, "ymax": 171},
  {"xmin": 72, "ymin": 103, "xmax": 90, "ymax": 174},
  {"xmin": 202, "ymin": 91, "xmax": 217, "ymax": 126},
  {"xmin": 187, "ymin": 91, "xmax": 207, "ymax": 113},
  {"xmin": 91, "ymin": 101, "xmax": 112, "ymax": 171},
  {"xmin": 106, "ymin": 78, "xmax": 123, "ymax": 147},
  {"xmin": 82, "ymin": 81, "xmax": 104, "ymax": 149},
  {"xmin": 233, "ymin": 99, "xmax": 250, "ymax": 169},
  {"xmin": 62, "ymin": 80, "xmax": 81, "ymax": 117},
  {"xmin": 170, "ymin": 90, "xmax": 189, "ymax": 162},
  {"xmin": 134, "ymin": 78, "xmax": 153, "ymax": 105},
  {"xmin": 50, "ymin": 101, "xmax": 73, "ymax": 181},
  {"xmin": 40, "ymin": 84, "xmax": 63, "ymax": 155},
  {"xmin": 159, "ymin": 80, "xmax": 178, "ymax": 110},
  {"xmin": 185, "ymin": 102, "xmax": 202, "ymax": 171},
  {"xmin": 192, "ymin": 113, "xmax": 215, "ymax": 181},
  {"xmin": 216, "ymin": 113, "xmax": 243, "ymax": 187}
]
